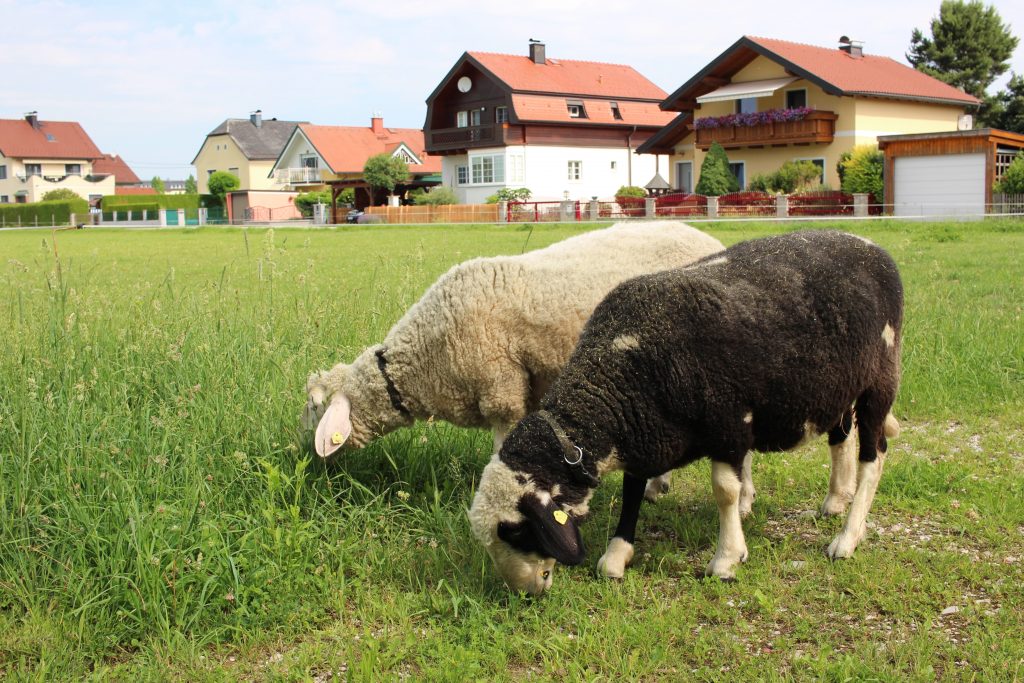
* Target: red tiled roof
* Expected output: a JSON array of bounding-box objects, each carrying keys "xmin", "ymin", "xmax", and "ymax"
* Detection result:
[
  {"xmin": 469, "ymin": 52, "xmax": 667, "ymax": 100},
  {"xmin": 92, "ymin": 153, "xmax": 141, "ymax": 184},
  {"xmin": 0, "ymin": 117, "xmax": 104, "ymax": 159},
  {"xmin": 510, "ymin": 95, "xmax": 674, "ymax": 127},
  {"xmin": 115, "ymin": 186, "xmax": 158, "ymax": 195},
  {"xmin": 747, "ymin": 36, "xmax": 979, "ymax": 105},
  {"xmin": 298, "ymin": 123, "xmax": 441, "ymax": 174}
]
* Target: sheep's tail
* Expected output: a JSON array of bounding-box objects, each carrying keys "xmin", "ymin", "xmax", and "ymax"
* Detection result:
[{"xmin": 883, "ymin": 412, "xmax": 900, "ymax": 439}]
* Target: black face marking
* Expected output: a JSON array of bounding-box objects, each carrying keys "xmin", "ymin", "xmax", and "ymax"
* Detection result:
[{"xmin": 497, "ymin": 520, "xmax": 543, "ymax": 556}]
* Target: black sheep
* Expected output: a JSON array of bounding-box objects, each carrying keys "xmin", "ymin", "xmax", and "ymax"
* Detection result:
[{"xmin": 469, "ymin": 230, "xmax": 903, "ymax": 595}]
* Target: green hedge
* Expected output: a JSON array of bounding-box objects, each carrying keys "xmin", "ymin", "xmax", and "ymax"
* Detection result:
[
  {"xmin": 0, "ymin": 199, "xmax": 89, "ymax": 227},
  {"xmin": 101, "ymin": 194, "xmax": 212, "ymax": 210}
]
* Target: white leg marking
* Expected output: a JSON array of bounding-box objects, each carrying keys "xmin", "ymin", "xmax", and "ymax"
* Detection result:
[
  {"xmin": 706, "ymin": 462, "xmax": 748, "ymax": 580},
  {"xmin": 643, "ymin": 471, "xmax": 672, "ymax": 503},
  {"xmin": 597, "ymin": 536, "xmax": 635, "ymax": 580},
  {"xmin": 881, "ymin": 323, "xmax": 895, "ymax": 348},
  {"xmin": 828, "ymin": 454, "xmax": 886, "ymax": 559},
  {"xmin": 739, "ymin": 453, "xmax": 756, "ymax": 518},
  {"xmin": 821, "ymin": 426, "xmax": 858, "ymax": 516},
  {"xmin": 492, "ymin": 426, "xmax": 507, "ymax": 453}
]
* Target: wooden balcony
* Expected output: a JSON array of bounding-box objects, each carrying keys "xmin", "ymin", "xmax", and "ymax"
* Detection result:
[
  {"xmin": 693, "ymin": 110, "xmax": 837, "ymax": 150},
  {"xmin": 427, "ymin": 124, "xmax": 506, "ymax": 153}
]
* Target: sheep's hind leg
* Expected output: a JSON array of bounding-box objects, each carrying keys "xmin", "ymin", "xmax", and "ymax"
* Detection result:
[
  {"xmin": 597, "ymin": 473, "xmax": 646, "ymax": 580},
  {"xmin": 643, "ymin": 471, "xmax": 672, "ymax": 502},
  {"xmin": 738, "ymin": 453, "xmax": 756, "ymax": 518},
  {"xmin": 706, "ymin": 461, "xmax": 748, "ymax": 580},
  {"xmin": 821, "ymin": 411, "xmax": 857, "ymax": 516}
]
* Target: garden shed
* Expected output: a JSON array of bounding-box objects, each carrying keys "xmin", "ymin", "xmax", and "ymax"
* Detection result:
[{"xmin": 878, "ymin": 128, "xmax": 1024, "ymax": 217}]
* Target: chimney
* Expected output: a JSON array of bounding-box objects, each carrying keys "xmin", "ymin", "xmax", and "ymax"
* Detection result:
[
  {"xmin": 838, "ymin": 36, "xmax": 863, "ymax": 58},
  {"xmin": 529, "ymin": 39, "xmax": 546, "ymax": 65},
  {"xmin": 371, "ymin": 115, "xmax": 384, "ymax": 135},
  {"xmin": 25, "ymin": 111, "xmax": 40, "ymax": 129},
  {"xmin": 250, "ymin": 109, "xmax": 263, "ymax": 128}
]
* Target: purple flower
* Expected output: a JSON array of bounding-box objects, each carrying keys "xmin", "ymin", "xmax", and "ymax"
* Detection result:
[{"xmin": 694, "ymin": 106, "xmax": 815, "ymax": 130}]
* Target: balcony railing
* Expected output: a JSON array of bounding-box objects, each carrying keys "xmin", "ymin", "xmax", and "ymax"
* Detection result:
[
  {"xmin": 427, "ymin": 124, "xmax": 501, "ymax": 153},
  {"xmin": 275, "ymin": 167, "xmax": 323, "ymax": 184},
  {"xmin": 693, "ymin": 110, "xmax": 837, "ymax": 150}
]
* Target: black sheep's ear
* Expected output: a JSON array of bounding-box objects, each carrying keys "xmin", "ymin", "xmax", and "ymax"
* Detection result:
[{"xmin": 520, "ymin": 494, "xmax": 585, "ymax": 566}]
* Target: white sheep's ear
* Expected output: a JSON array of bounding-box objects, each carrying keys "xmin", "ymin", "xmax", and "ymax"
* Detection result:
[{"xmin": 314, "ymin": 394, "xmax": 352, "ymax": 458}]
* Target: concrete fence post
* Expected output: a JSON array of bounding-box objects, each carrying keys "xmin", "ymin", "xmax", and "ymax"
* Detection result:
[
  {"xmin": 853, "ymin": 193, "xmax": 869, "ymax": 217},
  {"xmin": 707, "ymin": 196, "xmax": 719, "ymax": 219},
  {"xmin": 645, "ymin": 197, "xmax": 656, "ymax": 218},
  {"xmin": 776, "ymin": 194, "xmax": 789, "ymax": 218},
  {"xmin": 159, "ymin": 209, "xmax": 168, "ymax": 227},
  {"xmin": 588, "ymin": 199, "xmax": 599, "ymax": 221},
  {"xmin": 559, "ymin": 200, "xmax": 575, "ymax": 222},
  {"xmin": 497, "ymin": 201, "xmax": 508, "ymax": 223},
  {"xmin": 198, "ymin": 208, "xmax": 208, "ymax": 226}
]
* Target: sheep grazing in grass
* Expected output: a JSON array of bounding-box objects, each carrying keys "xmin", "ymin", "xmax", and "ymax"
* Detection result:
[
  {"xmin": 469, "ymin": 230, "xmax": 903, "ymax": 595},
  {"xmin": 304, "ymin": 221, "xmax": 725, "ymax": 499}
]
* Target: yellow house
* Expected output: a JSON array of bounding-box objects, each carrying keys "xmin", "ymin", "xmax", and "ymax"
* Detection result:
[
  {"xmin": 0, "ymin": 112, "xmax": 115, "ymax": 204},
  {"xmin": 191, "ymin": 111, "xmax": 306, "ymax": 194},
  {"xmin": 638, "ymin": 36, "xmax": 980, "ymax": 192}
]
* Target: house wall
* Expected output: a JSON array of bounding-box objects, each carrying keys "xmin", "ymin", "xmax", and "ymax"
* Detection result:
[
  {"xmin": 442, "ymin": 145, "xmax": 666, "ymax": 203},
  {"xmin": 193, "ymin": 136, "xmax": 279, "ymax": 194},
  {"xmin": 273, "ymin": 134, "xmax": 330, "ymax": 190},
  {"xmin": 667, "ymin": 55, "xmax": 968, "ymax": 191},
  {"xmin": 0, "ymin": 152, "xmax": 114, "ymax": 203}
]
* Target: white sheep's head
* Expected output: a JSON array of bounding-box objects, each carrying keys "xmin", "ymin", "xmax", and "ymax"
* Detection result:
[
  {"xmin": 304, "ymin": 366, "xmax": 376, "ymax": 457},
  {"xmin": 469, "ymin": 453, "xmax": 585, "ymax": 596}
]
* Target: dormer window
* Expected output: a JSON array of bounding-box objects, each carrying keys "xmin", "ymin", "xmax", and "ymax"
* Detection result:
[
  {"xmin": 567, "ymin": 100, "xmax": 587, "ymax": 119},
  {"xmin": 610, "ymin": 102, "xmax": 623, "ymax": 120},
  {"xmin": 495, "ymin": 106, "xmax": 509, "ymax": 123}
]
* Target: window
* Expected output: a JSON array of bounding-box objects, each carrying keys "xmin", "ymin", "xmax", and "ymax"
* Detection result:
[
  {"xmin": 470, "ymin": 109, "xmax": 482, "ymax": 126},
  {"xmin": 457, "ymin": 166, "xmax": 468, "ymax": 185},
  {"xmin": 456, "ymin": 111, "xmax": 468, "ymax": 128},
  {"xmin": 610, "ymin": 161, "xmax": 617, "ymax": 170},
  {"xmin": 567, "ymin": 100, "xmax": 586, "ymax": 118},
  {"xmin": 786, "ymin": 89, "xmax": 807, "ymax": 109},
  {"xmin": 796, "ymin": 158, "xmax": 826, "ymax": 185},
  {"xmin": 728, "ymin": 162, "xmax": 746, "ymax": 189},
  {"xmin": 0, "ymin": 165, "xmax": 6, "ymax": 180},
  {"xmin": 508, "ymin": 155, "xmax": 524, "ymax": 183},
  {"xmin": 0, "ymin": 196, "xmax": 8, "ymax": 203},
  {"xmin": 735, "ymin": 98, "xmax": 757, "ymax": 114},
  {"xmin": 470, "ymin": 154, "xmax": 505, "ymax": 184},
  {"xmin": 300, "ymin": 155, "xmax": 318, "ymax": 169},
  {"xmin": 26, "ymin": 163, "xmax": 42, "ymax": 177},
  {"xmin": 65, "ymin": 164, "xmax": 81, "ymax": 176},
  {"xmin": 495, "ymin": 106, "xmax": 509, "ymax": 123},
  {"xmin": 567, "ymin": 160, "xmax": 582, "ymax": 181},
  {"xmin": 610, "ymin": 102, "xmax": 623, "ymax": 120}
]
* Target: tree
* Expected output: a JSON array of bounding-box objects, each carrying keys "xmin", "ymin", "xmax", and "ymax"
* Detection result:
[
  {"xmin": 184, "ymin": 175, "xmax": 198, "ymax": 195},
  {"xmin": 994, "ymin": 151, "xmax": 1024, "ymax": 193},
  {"xmin": 41, "ymin": 188, "xmax": 81, "ymax": 202},
  {"xmin": 363, "ymin": 153, "xmax": 410, "ymax": 203},
  {"xmin": 694, "ymin": 142, "xmax": 739, "ymax": 196},
  {"xmin": 839, "ymin": 145, "xmax": 885, "ymax": 199},
  {"xmin": 985, "ymin": 73, "xmax": 1024, "ymax": 133},
  {"xmin": 151, "ymin": 176, "xmax": 166, "ymax": 194},
  {"xmin": 207, "ymin": 171, "xmax": 240, "ymax": 206},
  {"xmin": 411, "ymin": 186, "xmax": 458, "ymax": 205},
  {"xmin": 908, "ymin": 1, "xmax": 1018, "ymax": 104}
]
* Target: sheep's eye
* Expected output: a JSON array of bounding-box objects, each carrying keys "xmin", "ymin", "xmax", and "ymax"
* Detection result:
[{"xmin": 541, "ymin": 570, "xmax": 551, "ymax": 580}]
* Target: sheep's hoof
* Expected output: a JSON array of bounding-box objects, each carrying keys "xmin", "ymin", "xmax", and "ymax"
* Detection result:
[
  {"xmin": 820, "ymin": 493, "xmax": 853, "ymax": 517},
  {"xmin": 739, "ymin": 495, "xmax": 755, "ymax": 518},
  {"xmin": 826, "ymin": 528, "xmax": 863, "ymax": 560},
  {"xmin": 597, "ymin": 538, "xmax": 634, "ymax": 580}
]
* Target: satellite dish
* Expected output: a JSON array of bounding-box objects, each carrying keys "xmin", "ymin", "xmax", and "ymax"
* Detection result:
[{"xmin": 457, "ymin": 76, "xmax": 473, "ymax": 93}]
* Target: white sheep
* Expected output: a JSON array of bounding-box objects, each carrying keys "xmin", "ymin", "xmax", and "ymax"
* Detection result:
[{"xmin": 305, "ymin": 222, "xmax": 725, "ymax": 501}]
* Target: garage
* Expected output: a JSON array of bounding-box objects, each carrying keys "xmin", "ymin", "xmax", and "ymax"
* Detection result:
[
  {"xmin": 893, "ymin": 153, "xmax": 985, "ymax": 217},
  {"xmin": 879, "ymin": 129, "xmax": 1024, "ymax": 218}
]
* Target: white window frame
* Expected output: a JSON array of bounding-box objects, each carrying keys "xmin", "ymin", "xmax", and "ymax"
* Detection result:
[
  {"xmin": 456, "ymin": 111, "xmax": 468, "ymax": 128},
  {"xmin": 65, "ymin": 163, "xmax": 81, "ymax": 176},
  {"xmin": 470, "ymin": 109, "xmax": 482, "ymax": 126},
  {"xmin": 0, "ymin": 195, "xmax": 8, "ymax": 203},
  {"xmin": 25, "ymin": 163, "xmax": 42, "ymax": 177},
  {"xmin": 495, "ymin": 106, "xmax": 509, "ymax": 123},
  {"xmin": 794, "ymin": 157, "xmax": 826, "ymax": 185},
  {"xmin": 567, "ymin": 160, "xmax": 582, "ymax": 182},
  {"xmin": 0, "ymin": 165, "xmax": 6, "ymax": 180},
  {"xmin": 470, "ymin": 154, "xmax": 505, "ymax": 185},
  {"xmin": 456, "ymin": 165, "xmax": 468, "ymax": 185},
  {"xmin": 508, "ymin": 154, "xmax": 524, "ymax": 183}
]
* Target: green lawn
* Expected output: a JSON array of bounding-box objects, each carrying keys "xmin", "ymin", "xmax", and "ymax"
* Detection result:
[{"xmin": 1, "ymin": 220, "xmax": 1022, "ymax": 681}]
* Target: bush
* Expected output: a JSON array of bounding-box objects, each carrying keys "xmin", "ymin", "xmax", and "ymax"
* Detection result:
[
  {"xmin": 746, "ymin": 160, "xmax": 822, "ymax": 194},
  {"xmin": 695, "ymin": 142, "xmax": 739, "ymax": 196},
  {"xmin": 294, "ymin": 191, "xmax": 331, "ymax": 217},
  {"xmin": 994, "ymin": 151, "xmax": 1024, "ymax": 193},
  {"xmin": 207, "ymin": 171, "xmax": 240, "ymax": 206},
  {"xmin": 839, "ymin": 145, "xmax": 884, "ymax": 199},
  {"xmin": 41, "ymin": 188, "xmax": 82, "ymax": 202},
  {"xmin": 484, "ymin": 188, "xmax": 532, "ymax": 203},
  {"xmin": 0, "ymin": 198, "xmax": 88, "ymax": 227},
  {"xmin": 411, "ymin": 186, "xmax": 458, "ymax": 205},
  {"xmin": 614, "ymin": 185, "xmax": 647, "ymax": 199},
  {"xmin": 101, "ymin": 195, "xmax": 206, "ymax": 210}
]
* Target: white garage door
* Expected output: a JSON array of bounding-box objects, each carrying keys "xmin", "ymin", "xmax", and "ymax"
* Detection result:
[{"xmin": 893, "ymin": 153, "xmax": 986, "ymax": 217}]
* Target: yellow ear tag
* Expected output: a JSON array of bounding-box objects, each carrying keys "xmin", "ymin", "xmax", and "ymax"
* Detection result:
[
  {"xmin": 553, "ymin": 510, "xmax": 568, "ymax": 525},
  {"xmin": 331, "ymin": 432, "xmax": 344, "ymax": 445}
]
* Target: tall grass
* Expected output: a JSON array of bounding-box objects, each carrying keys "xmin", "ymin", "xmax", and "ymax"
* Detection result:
[{"xmin": 1, "ymin": 220, "xmax": 1022, "ymax": 679}]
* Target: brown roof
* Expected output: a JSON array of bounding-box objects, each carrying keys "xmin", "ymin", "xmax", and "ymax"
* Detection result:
[
  {"xmin": 468, "ymin": 52, "xmax": 667, "ymax": 100},
  {"xmin": 92, "ymin": 153, "xmax": 141, "ymax": 184},
  {"xmin": 0, "ymin": 117, "xmax": 104, "ymax": 160},
  {"xmin": 297, "ymin": 123, "xmax": 441, "ymax": 174},
  {"xmin": 510, "ymin": 95, "xmax": 674, "ymax": 126},
  {"xmin": 663, "ymin": 36, "xmax": 981, "ymax": 111}
]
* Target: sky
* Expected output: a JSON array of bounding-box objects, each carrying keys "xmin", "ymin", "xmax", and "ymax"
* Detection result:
[{"xmin": 2, "ymin": 0, "xmax": 1023, "ymax": 180}]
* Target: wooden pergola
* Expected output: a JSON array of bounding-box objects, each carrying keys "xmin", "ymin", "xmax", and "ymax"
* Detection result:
[{"xmin": 326, "ymin": 175, "xmax": 442, "ymax": 223}]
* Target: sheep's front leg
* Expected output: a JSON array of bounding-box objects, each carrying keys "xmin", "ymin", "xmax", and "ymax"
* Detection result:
[
  {"xmin": 706, "ymin": 461, "xmax": 748, "ymax": 580},
  {"xmin": 828, "ymin": 453, "xmax": 885, "ymax": 559},
  {"xmin": 738, "ymin": 453, "xmax": 756, "ymax": 518},
  {"xmin": 597, "ymin": 473, "xmax": 646, "ymax": 579}
]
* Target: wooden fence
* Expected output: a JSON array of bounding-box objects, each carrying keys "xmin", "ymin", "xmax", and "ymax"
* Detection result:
[{"xmin": 364, "ymin": 204, "xmax": 500, "ymax": 224}]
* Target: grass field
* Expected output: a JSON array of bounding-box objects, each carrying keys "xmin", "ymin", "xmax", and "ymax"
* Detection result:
[{"xmin": 1, "ymin": 219, "xmax": 1022, "ymax": 681}]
